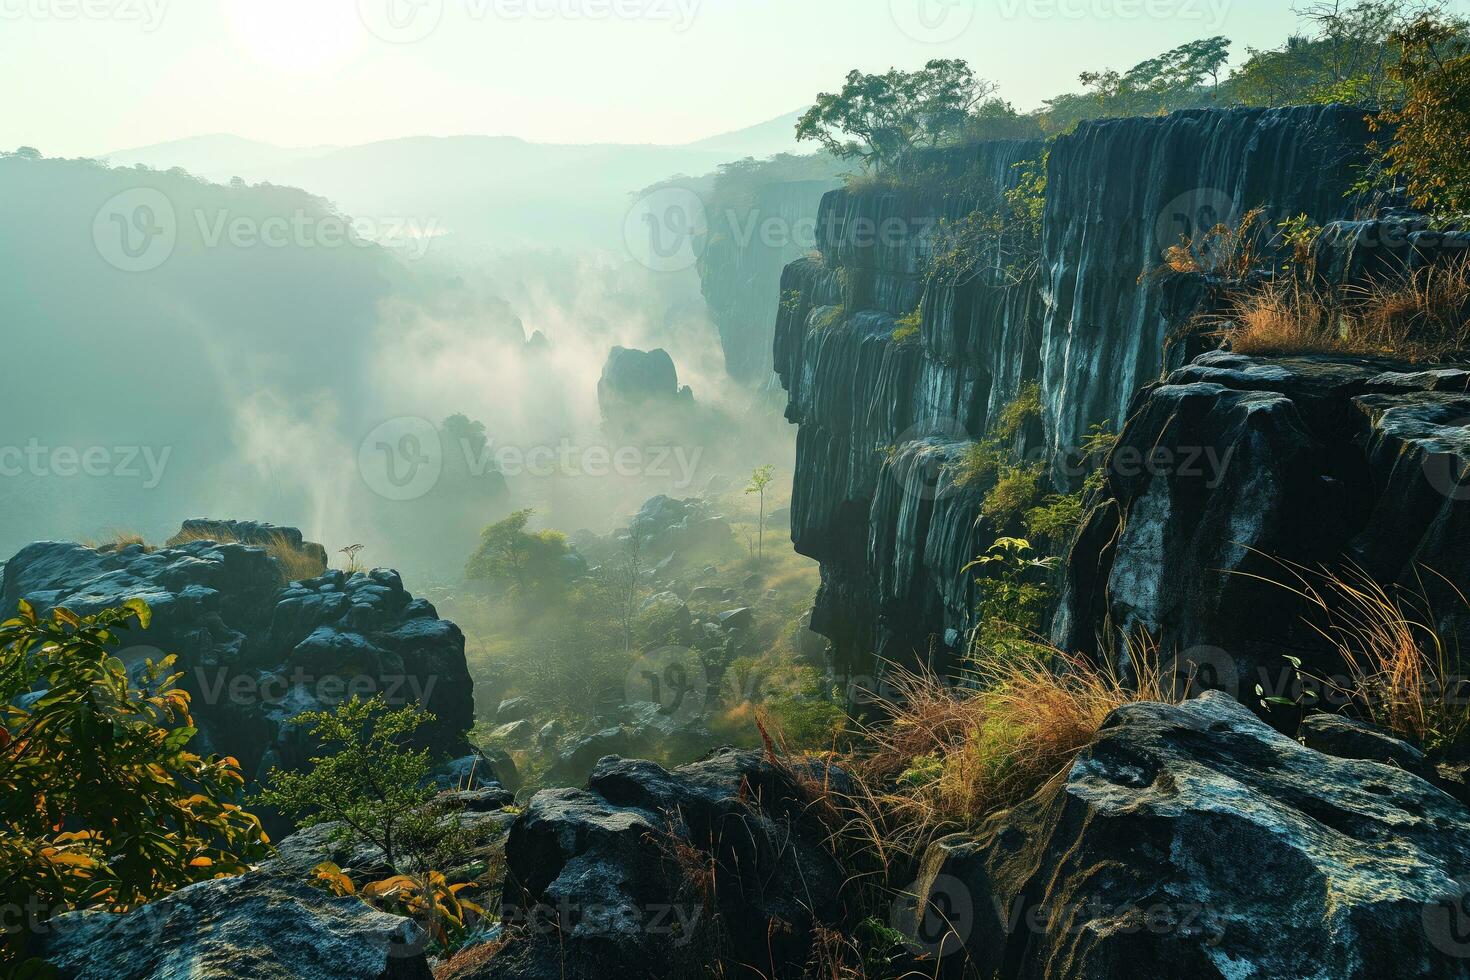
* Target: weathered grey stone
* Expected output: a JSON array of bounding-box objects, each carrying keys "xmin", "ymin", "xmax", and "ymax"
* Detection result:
[
  {"xmin": 40, "ymin": 872, "xmax": 432, "ymax": 980},
  {"xmin": 900, "ymin": 692, "xmax": 1470, "ymax": 979}
]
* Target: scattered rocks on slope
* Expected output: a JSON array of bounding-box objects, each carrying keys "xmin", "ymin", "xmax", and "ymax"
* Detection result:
[{"xmin": 898, "ymin": 692, "xmax": 1470, "ymax": 979}]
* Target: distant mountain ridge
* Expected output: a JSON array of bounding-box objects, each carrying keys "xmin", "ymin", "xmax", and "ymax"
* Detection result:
[{"xmin": 95, "ymin": 111, "xmax": 810, "ymax": 252}]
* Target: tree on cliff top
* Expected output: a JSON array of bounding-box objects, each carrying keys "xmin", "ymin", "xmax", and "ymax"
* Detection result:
[
  {"xmin": 795, "ymin": 59, "xmax": 997, "ymax": 175},
  {"xmin": 1371, "ymin": 12, "xmax": 1470, "ymax": 215}
]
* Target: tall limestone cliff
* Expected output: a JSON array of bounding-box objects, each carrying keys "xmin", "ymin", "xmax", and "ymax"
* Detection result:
[{"xmin": 769, "ymin": 106, "xmax": 1424, "ymax": 686}]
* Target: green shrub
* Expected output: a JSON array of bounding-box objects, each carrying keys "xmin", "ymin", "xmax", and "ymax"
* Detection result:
[
  {"xmin": 1, "ymin": 600, "xmax": 268, "ymax": 963},
  {"xmin": 981, "ymin": 463, "xmax": 1044, "ymax": 525}
]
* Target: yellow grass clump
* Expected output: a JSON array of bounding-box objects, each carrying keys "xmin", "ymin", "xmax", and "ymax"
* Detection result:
[
  {"xmin": 168, "ymin": 526, "xmax": 327, "ymax": 584},
  {"xmin": 1215, "ymin": 257, "xmax": 1470, "ymax": 362}
]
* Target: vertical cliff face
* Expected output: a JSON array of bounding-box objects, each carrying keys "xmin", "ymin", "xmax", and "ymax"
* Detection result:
[
  {"xmin": 773, "ymin": 141, "xmax": 1045, "ymax": 682},
  {"xmin": 770, "ymin": 108, "xmax": 1386, "ymax": 685},
  {"xmin": 697, "ymin": 178, "xmax": 840, "ymax": 384},
  {"xmin": 1040, "ymin": 105, "xmax": 1375, "ymax": 474}
]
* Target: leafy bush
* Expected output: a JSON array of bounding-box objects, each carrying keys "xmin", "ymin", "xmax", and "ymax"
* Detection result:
[
  {"xmin": 0, "ymin": 601, "xmax": 268, "ymax": 962},
  {"xmin": 465, "ymin": 509, "xmax": 570, "ymax": 600},
  {"xmin": 981, "ymin": 463, "xmax": 1044, "ymax": 525},
  {"xmin": 257, "ymin": 695, "xmax": 449, "ymax": 872},
  {"xmin": 1370, "ymin": 12, "xmax": 1470, "ymax": 217}
]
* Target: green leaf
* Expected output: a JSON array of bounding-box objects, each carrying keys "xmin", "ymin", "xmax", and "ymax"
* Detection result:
[{"xmin": 123, "ymin": 598, "xmax": 153, "ymax": 630}]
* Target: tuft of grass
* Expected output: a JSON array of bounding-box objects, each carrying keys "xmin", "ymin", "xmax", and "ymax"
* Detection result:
[
  {"xmin": 849, "ymin": 645, "xmax": 1174, "ymax": 857},
  {"xmin": 169, "ymin": 526, "xmax": 327, "ymax": 584},
  {"xmin": 84, "ymin": 529, "xmax": 154, "ymax": 552},
  {"xmin": 1264, "ymin": 562, "xmax": 1470, "ymax": 753},
  {"xmin": 1215, "ymin": 257, "xmax": 1470, "ymax": 361},
  {"xmin": 890, "ymin": 308, "xmax": 922, "ymax": 344}
]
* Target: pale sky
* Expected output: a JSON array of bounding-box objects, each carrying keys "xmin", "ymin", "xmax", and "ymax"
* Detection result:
[{"xmin": 0, "ymin": 0, "xmax": 1379, "ymax": 157}]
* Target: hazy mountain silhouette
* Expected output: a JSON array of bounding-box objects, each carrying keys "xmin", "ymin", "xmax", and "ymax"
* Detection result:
[{"xmin": 97, "ymin": 112, "xmax": 809, "ymax": 252}]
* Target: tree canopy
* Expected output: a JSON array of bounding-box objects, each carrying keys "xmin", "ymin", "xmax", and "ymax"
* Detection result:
[{"xmin": 795, "ymin": 59, "xmax": 998, "ymax": 174}]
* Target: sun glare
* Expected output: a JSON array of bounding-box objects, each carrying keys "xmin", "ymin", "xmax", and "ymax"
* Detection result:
[{"xmin": 222, "ymin": 0, "xmax": 364, "ymax": 74}]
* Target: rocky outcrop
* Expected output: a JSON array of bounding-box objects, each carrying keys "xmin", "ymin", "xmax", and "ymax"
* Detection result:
[
  {"xmin": 774, "ymin": 139, "xmax": 1044, "ymax": 682},
  {"xmin": 39, "ymin": 871, "xmax": 433, "ymax": 980},
  {"xmin": 167, "ymin": 518, "xmax": 329, "ymax": 572},
  {"xmin": 899, "ymin": 692, "xmax": 1470, "ymax": 979},
  {"xmin": 0, "ymin": 534, "xmax": 474, "ymax": 788},
  {"xmin": 477, "ymin": 749, "xmax": 848, "ymax": 979},
  {"xmin": 1053, "ymin": 350, "xmax": 1470, "ymax": 693},
  {"xmin": 597, "ymin": 346, "xmax": 694, "ymax": 427}
]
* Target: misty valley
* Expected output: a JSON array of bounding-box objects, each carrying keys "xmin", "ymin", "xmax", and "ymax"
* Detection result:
[{"xmin": 8, "ymin": 2, "xmax": 1470, "ymax": 978}]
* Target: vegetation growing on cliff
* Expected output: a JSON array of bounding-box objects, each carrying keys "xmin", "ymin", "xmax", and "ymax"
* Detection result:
[{"xmin": 795, "ymin": 60, "xmax": 1000, "ymax": 176}]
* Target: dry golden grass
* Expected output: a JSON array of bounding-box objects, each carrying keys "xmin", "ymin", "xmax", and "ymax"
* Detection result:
[
  {"xmin": 1161, "ymin": 206, "xmax": 1267, "ymax": 279},
  {"xmin": 834, "ymin": 645, "xmax": 1176, "ymax": 861},
  {"xmin": 168, "ymin": 526, "xmax": 327, "ymax": 583},
  {"xmin": 83, "ymin": 529, "xmax": 153, "ymax": 552},
  {"xmin": 1216, "ymin": 257, "xmax": 1470, "ymax": 361},
  {"xmin": 1260, "ymin": 562, "xmax": 1470, "ymax": 752}
]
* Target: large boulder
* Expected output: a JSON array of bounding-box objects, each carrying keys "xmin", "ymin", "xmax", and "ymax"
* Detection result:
[
  {"xmin": 0, "ymin": 535, "xmax": 474, "ymax": 789},
  {"xmin": 39, "ymin": 871, "xmax": 432, "ymax": 980},
  {"xmin": 1054, "ymin": 351, "xmax": 1470, "ymax": 698},
  {"xmin": 898, "ymin": 692, "xmax": 1470, "ymax": 979},
  {"xmin": 475, "ymin": 749, "xmax": 848, "ymax": 978}
]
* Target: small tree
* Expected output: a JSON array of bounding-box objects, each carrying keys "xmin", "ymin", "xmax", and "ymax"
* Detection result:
[
  {"xmin": 796, "ymin": 60, "xmax": 997, "ymax": 175},
  {"xmin": 257, "ymin": 695, "xmax": 444, "ymax": 871},
  {"xmin": 465, "ymin": 508, "xmax": 570, "ymax": 600},
  {"xmin": 745, "ymin": 464, "xmax": 776, "ymax": 564},
  {"xmin": 0, "ymin": 600, "xmax": 268, "ymax": 962}
]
